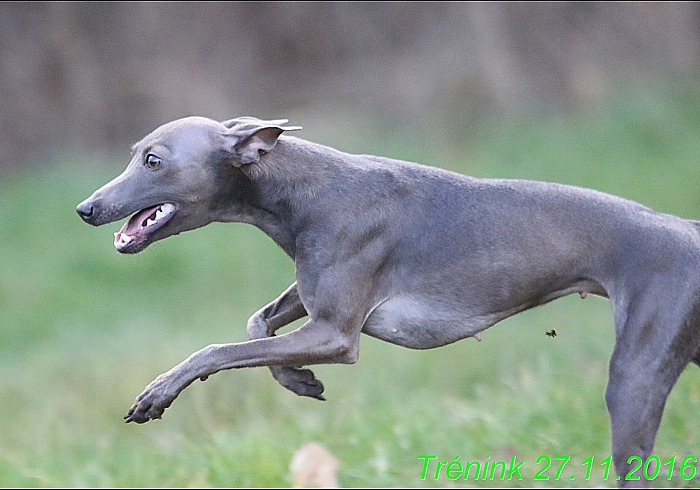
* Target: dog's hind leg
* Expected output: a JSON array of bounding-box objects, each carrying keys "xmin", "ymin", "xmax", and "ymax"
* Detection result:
[
  {"xmin": 246, "ymin": 282, "xmax": 326, "ymax": 400},
  {"xmin": 605, "ymin": 291, "xmax": 700, "ymax": 487}
]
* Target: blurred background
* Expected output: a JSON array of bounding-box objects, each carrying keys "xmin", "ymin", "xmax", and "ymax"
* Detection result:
[
  {"xmin": 2, "ymin": 2, "xmax": 699, "ymax": 170},
  {"xmin": 2, "ymin": 2, "xmax": 700, "ymax": 487}
]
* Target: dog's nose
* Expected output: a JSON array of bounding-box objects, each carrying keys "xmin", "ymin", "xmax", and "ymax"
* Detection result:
[{"xmin": 76, "ymin": 200, "xmax": 94, "ymax": 221}]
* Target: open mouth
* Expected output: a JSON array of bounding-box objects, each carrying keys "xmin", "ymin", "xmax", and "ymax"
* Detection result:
[{"xmin": 114, "ymin": 202, "xmax": 176, "ymax": 252}]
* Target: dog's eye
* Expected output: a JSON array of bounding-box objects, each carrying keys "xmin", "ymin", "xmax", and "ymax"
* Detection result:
[{"xmin": 145, "ymin": 154, "xmax": 162, "ymax": 169}]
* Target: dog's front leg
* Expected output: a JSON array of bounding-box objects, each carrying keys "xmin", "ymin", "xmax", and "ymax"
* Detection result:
[
  {"xmin": 246, "ymin": 283, "xmax": 326, "ymax": 400},
  {"xmin": 246, "ymin": 282, "xmax": 307, "ymax": 338},
  {"xmin": 125, "ymin": 318, "xmax": 358, "ymax": 423}
]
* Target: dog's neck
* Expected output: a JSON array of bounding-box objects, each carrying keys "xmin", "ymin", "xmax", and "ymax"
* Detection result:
[{"xmin": 217, "ymin": 136, "xmax": 342, "ymax": 258}]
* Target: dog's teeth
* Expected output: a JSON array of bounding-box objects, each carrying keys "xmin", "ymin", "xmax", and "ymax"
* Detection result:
[
  {"xmin": 114, "ymin": 232, "xmax": 132, "ymax": 247},
  {"xmin": 155, "ymin": 210, "xmax": 165, "ymax": 220},
  {"xmin": 161, "ymin": 203, "xmax": 174, "ymax": 214},
  {"xmin": 145, "ymin": 219, "xmax": 155, "ymax": 227}
]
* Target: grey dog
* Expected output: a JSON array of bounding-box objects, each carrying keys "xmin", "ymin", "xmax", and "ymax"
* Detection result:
[{"xmin": 76, "ymin": 116, "xmax": 700, "ymax": 486}]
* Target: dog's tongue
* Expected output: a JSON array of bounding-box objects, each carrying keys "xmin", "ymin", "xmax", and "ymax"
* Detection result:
[
  {"xmin": 114, "ymin": 203, "xmax": 176, "ymax": 251},
  {"xmin": 120, "ymin": 204, "xmax": 161, "ymax": 236}
]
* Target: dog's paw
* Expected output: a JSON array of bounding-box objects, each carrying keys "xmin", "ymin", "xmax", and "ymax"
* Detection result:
[
  {"xmin": 124, "ymin": 380, "xmax": 177, "ymax": 423},
  {"xmin": 270, "ymin": 366, "xmax": 326, "ymax": 401}
]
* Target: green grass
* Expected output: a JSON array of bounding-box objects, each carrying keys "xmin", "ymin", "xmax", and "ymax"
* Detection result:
[{"xmin": 3, "ymin": 84, "xmax": 700, "ymax": 487}]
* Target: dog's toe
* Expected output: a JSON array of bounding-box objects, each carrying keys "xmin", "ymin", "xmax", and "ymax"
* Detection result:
[
  {"xmin": 124, "ymin": 386, "xmax": 174, "ymax": 423},
  {"xmin": 270, "ymin": 366, "xmax": 326, "ymax": 400}
]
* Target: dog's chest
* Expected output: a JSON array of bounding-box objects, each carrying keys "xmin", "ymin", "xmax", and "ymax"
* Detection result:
[{"xmin": 361, "ymin": 295, "xmax": 492, "ymax": 349}]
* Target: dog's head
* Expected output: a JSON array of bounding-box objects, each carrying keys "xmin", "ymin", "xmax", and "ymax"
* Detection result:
[{"xmin": 76, "ymin": 116, "xmax": 301, "ymax": 253}]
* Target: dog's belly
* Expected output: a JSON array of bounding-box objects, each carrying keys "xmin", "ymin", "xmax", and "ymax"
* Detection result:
[{"xmin": 361, "ymin": 296, "xmax": 496, "ymax": 349}]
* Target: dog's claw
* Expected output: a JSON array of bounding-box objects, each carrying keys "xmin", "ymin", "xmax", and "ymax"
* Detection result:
[
  {"xmin": 124, "ymin": 378, "xmax": 176, "ymax": 423},
  {"xmin": 270, "ymin": 366, "xmax": 326, "ymax": 400},
  {"xmin": 124, "ymin": 400, "xmax": 167, "ymax": 423}
]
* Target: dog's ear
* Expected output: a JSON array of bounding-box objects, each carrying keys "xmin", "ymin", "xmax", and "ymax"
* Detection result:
[{"xmin": 221, "ymin": 117, "xmax": 302, "ymax": 165}]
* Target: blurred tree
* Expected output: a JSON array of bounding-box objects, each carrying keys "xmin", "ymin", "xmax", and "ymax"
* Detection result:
[{"xmin": 0, "ymin": 2, "xmax": 698, "ymax": 171}]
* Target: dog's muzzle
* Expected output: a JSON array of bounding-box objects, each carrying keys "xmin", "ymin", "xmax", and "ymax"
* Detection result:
[{"xmin": 76, "ymin": 200, "xmax": 95, "ymax": 224}]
